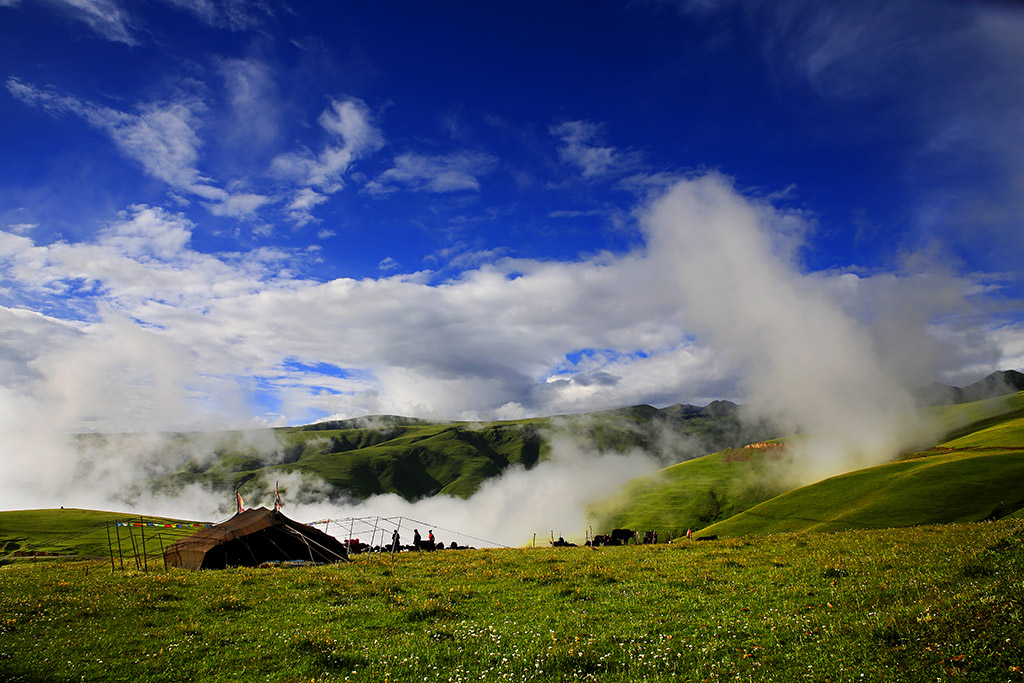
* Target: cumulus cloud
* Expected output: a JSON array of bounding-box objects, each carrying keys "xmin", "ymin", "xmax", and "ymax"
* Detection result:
[
  {"xmin": 1, "ymin": 177, "xmax": 1017, "ymax": 440},
  {"xmin": 0, "ymin": 204, "xmax": 311, "ymax": 319},
  {"xmin": 2, "ymin": 173, "xmax": 1021, "ymax": 524},
  {"xmin": 643, "ymin": 173, "xmax": 960, "ymax": 480}
]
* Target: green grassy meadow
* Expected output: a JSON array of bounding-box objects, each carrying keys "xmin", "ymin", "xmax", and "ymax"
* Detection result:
[
  {"xmin": 0, "ymin": 509, "xmax": 209, "ymax": 563},
  {"xmin": 1, "ymin": 519, "xmax": 1022, "ymax": 682},
  {"xmin": 3, "ymin": 384, "xmax": 1022, "ymax": 680}
]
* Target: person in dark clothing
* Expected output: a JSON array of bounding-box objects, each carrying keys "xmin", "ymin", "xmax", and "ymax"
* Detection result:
[{"xmin": 413, "ymin": 528, "xmax": 422, "ymax": 550}]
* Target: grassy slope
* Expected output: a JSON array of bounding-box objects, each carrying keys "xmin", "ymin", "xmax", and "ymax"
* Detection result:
[
  {"xmin": 285, "ymin": 423, "xmax": 543, "ymax": 498},
  {"xmin": 590, "ymin": 393, "xmax": 1024, "ymax": 539},
  {"xmin": 0, "ymin": 509, "xmax": 208, "ymax": 562},
  {"xmin": 701, "ymin": 393, "xmax": 1024, "ymax": 538},
  {"xmin": 151, "ymin": 421, "xmax": 545, "ymax": 502},
  {"xmin": 586, "ymin": 442, "xmax": 794, "ymax": 537},
  {"xmin": 0, "ymin": 519, "xmax": 1021, "ymax": 682}
]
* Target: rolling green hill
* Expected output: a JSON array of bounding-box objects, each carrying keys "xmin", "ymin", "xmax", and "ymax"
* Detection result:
[
  {"xmin": 588, "ymin": 391, "xmax": 1024, "ymax": 539},
  {"xmin": 585, "ymin": 441, "xmax": 795, "ymax": 538},
  {"xmin": 700, "ymin": 392, "xmax": 1024, "ymax": 538}
]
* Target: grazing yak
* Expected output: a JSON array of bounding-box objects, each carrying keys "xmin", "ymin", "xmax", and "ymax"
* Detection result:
[{"xmin": 588, "ymin": 528, "xmax": 636, "ymax": 546}]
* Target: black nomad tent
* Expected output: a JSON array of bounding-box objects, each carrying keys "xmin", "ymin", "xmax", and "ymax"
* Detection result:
[{"xmin": 164, "ymin": 507, "xmax": 350, "ymax": 570}]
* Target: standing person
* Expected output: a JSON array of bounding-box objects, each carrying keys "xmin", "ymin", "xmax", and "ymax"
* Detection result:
[
  {"xmin": 428, "ymin": 530, "xmax": 435, "ymax": 550},
  {"xmin": 391, "ymin": 529, "xmax": 400, "ymax": 554},
  {"xmin": 413, "ymin": 528, "xmax": 422, "ymax": 550}
]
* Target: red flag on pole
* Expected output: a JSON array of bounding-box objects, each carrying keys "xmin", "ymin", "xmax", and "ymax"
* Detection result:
[
  {"xmin": 274, "ymin": 483, "xmax": 283, "ymax": 511},
  {"xmin": 235, "ymin": 491, "xmax": 244, "ymax": 514}
]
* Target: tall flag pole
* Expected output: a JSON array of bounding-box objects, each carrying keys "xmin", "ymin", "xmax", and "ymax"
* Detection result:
[
  {"xmin": 235, "ymin": 490, "xmax": 244, "ymax": 514},
  {"xmin": 274, "ymin": 482, "xmax": 284, "ymax": 511}
]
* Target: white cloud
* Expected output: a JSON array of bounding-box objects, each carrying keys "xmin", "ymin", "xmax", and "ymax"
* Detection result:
[
  {"xmin": 6, "ymin": 77, "xmax": 271, "ymax": 219},
  {"xmin": 317, "ymin": 98, "xmax": 384, "ymax": 157},
  {"xmin": 96, "ymin": 204, "xmax": 192, "ymax": 259},
  {"xmin": 0, "ymin": 205, "xmax": 308, "ymax": 317},
  {"xmin": 6, "ymin": 223, "xmax": 37, "ymax": 234},
  {"xmin": 219, "ymin": 57, "xmax": 280, "ymax": 148},
  {"xmin": 0, "ymin": 177, "xmax": 1013, "ymax": 439},
  {"xmin": 547, "ymin": 209, "xmax": 604, "ymax": 219},
  {"xmin": 284, "ymin": 188, "xmax": 328, "ymax": 226},
  {"xmin": 366, "ymin": 151, "xmax": 497, "ymax": 195},
  {"xmin": 158, "ymin": 0, "xmax": 273, "ymax": 31},
  {"xmin": 205, "ymin": 192, "xmax": 272, "ymax": 218},
  {"xmin": 641, "ymin": 173, "xmax": 966, "ymax": 481},
  {"xmin": 550, "ymin": 120, "xmax": 642, "ymax": 179},
  {"xmin": 46, "ymin": 0, "xmax": 136, "ymax": 44},
  {"xmin": 3, "ymin": 175, "xmax": 1022, "ymax": 529},
  {"xmin": 272, "ymin": 97, "xmax": 384, "ymax": 224}
]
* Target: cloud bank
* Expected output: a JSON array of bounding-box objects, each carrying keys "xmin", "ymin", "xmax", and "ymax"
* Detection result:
[
  {"xmin": 1, "ymin": 173, "xmax": 1019, "ymax": 529},
  {"xmin": 0, "ymin": 176, "xmax": 1014, "ymax": 431}
]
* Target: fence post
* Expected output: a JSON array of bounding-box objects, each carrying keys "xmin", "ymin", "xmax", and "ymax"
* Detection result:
[
  {"xmin": 157, "ymin": 534, "xmax": 167, "ymax": 572},
  {"xmin": 127, "ymin": 524, "xmax": 141, "ymax": 570},
  {"xmin": 114, "ymin": 522, "xmax": 125, "ymax": 570},
  {"xmin": 140, "ymin": 517, "xmax": 149, "ymax": 572},
  {"xmin": 106, "ymin": 522, "xmax": 115, "ymax": 572}
]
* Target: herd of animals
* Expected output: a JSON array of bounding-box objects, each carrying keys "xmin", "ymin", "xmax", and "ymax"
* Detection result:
[
  {"xmin": 551, "ymin": 528, "xmax": 660, "ymax": 547},
  {"xmin": 339, "ymin": 527, "xmax": 709, "ymax": 555}
]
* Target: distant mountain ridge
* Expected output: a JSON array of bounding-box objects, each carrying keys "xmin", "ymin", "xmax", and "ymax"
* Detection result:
[
  {"xmin": 917, "ymin": 370, "xmax": 1024, "ymax": 406},
  {"xmin": 114, "ymin": 370, "xmax": 1023, "ymax": 517},
  {"xmin": 136, "ymin": 398, "xmax": 778, "ymax": 510}
]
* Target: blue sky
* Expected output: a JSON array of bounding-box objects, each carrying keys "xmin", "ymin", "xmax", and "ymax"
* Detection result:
[{"xmin": 2, "ymin": 0, "xmax": 1023, "ymax": 431}]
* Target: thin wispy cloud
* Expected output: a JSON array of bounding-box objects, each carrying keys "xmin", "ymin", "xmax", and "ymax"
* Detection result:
[
  {"xmin": 6, "ymin": 223, "xmax": 37, "ymax": 234},
  {"xmin": 550, "ymin": 120, "xmax": 643, "ymax": 179},
  {"xmin": 365, "ymin": 151, "xmax": 498, "ymax": 196},
  {"xmin": 219, "ymin": 57, "xmax": 281, "ymax": 150},
  {"xmin": 159, "ymin": 0, "xmax": 274, "ymax": 31},
  {"xmin": 735, "ymin": 0, "xmax": 1024, "ymax": 268},
  {"xmin": 272, "ymin": 97, "xmax": 385, "ymax": 224},
  {"xmin": 5, "ymin": 77, "xmax": 271, "ymax": 219},
  {"xmin": 46, "ymin": 0, "xmax": 137, "ymax": 44}
]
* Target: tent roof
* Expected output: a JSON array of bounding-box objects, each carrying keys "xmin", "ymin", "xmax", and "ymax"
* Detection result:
[{"xmin": 164, "ymin": 507, "xmax": 348, "ymax": 570}]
